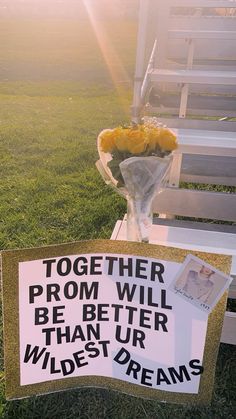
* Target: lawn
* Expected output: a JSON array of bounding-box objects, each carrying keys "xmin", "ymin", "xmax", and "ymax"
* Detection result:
[{"xmin": 0, "ymin": 16, "xmax": 236, "ymax": 419}]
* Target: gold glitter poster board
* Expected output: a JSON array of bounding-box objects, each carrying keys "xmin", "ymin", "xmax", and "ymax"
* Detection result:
[{"xmin": 1, "ymin": 239, "xmax": 231, "ymax": 405}]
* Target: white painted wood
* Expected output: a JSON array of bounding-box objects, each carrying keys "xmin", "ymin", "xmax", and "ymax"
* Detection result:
[
  {"xmin": 180, "ymin": 154, "xmax": 236, "ymax": 186},
  {"xmin": 168, "ymin": 154, "xmax": 183, "ymax": 187},
  {"xmin": 110, "ymin": 220, "xmax": 123, "ymax": 240},
  {"xmin": 111, "ymin": 220, "xmax": 236, "ymax": 261},
  {"xmin": 133, "ymin": 0, "xmax": 150, "ymax": 78},
  {"xmin": 111, "ymin": 223, "xmax": 236, "ymax": 292},
  {"xmin": 231, "ymin": 256, "xmax": 236, "ymax": 277},
  {"xmin": 154, "ymin": 2, "xmax": 170, "ymax": 68},
  {"xmin": 181, "ymin": 154, "xmax": 236, "ymax": 177},
  {"xmin": 170, "ymin": 16, "xmax": 236, "ymax": 33},
  {"xmin": 221, "ymin": 312, "xmax": 236, "ymax": 345},
  {"xmin": 179, "ymin": 33, "xmax": 195, "ymax": 118},
  {"xmin": 228, "ymin": 277, "xmax": 236, "ymax": 298},
  {"xmin": 147, "ymin": 106, "xmax": 236, "ymax": 119},
  {"xmin": 152, "ymin": 188, "xmax": 236, "ymax": 221},
  {"xmin": 170, "ymin": 0, "xmax": 236, "ymax": 8},
  {"xmin": 111, "ymin": 222, "xmax": 236, "ymax": 287},
  {"xmin": 141, "ymin": 40, "xmax": 157, "ymax": 101},
  {"xmin": 152, "ymin": 118, "xmax": 236, "ymax": 132},
  {"xmin": 135, "ymin": 1, "xmax": 236, "ymax": 119},
  {"xmin": 131, "ymin": 0, "xmax": 150, "ymax": 122},
  {"xmin": 173, "ymin": 129, "xmax": 236, "ymax": 157},
  {"xmin": 150, "ymin": 69, "xmax": 236, "ymax": 85},
  {"xmin": 158, "ymin": 213, "xmax": 175, "ymax": 220},
  {"xmin": 169, "ymin": 30, "xmax": 236, "ymax": 40},
  {"xmin": 179, "ymin": 84, "xmax": 189, "ymax": 118}
]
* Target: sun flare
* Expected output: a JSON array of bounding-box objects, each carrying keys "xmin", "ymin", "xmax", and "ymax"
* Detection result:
[{"xmin": 82, "ymin": 0, "xmax": 131, "ymax": 116}]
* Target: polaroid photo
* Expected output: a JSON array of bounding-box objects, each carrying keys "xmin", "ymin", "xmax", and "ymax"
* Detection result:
[{"xmin": 169, "ymin": 254, "xmax": 233, "ymax": 314}]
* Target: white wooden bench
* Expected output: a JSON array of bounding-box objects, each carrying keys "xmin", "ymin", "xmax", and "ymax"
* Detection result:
[{"xmin": 112, "ymin": 0, "xmax": 236, "ymax": 345}]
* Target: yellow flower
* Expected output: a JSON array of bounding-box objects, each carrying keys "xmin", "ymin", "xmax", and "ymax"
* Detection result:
[
  {"xmin": 126, "ymin": 128, "xmax": 147, "ymax": 154},
  {"xmin": 99, "ymin": 124, "xmax": 177, "ymax": 156},
  {"xmin": 158, "ymin": 128, "xmax": 178, "ymax": 151},
  {"xmin": 114, "ymin": 127, "xmax": 129, "ymax": 151},
  {"xmin": 99, "ymin": 129, "xmax": 116, "ymax": 153},
  {"xmin": 145, "ymin": 127, "xmax": 161, "ymax": 150}
]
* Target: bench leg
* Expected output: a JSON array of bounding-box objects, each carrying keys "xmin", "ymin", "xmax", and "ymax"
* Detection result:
[{"xmin": 158, "ymin": 153, "xmax": 183, "ymax": 219}]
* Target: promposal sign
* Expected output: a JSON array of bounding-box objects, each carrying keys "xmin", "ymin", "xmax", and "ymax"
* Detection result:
[{"xmin": 1, "ymin": 240, "xmax": 232, "ymax": 404}]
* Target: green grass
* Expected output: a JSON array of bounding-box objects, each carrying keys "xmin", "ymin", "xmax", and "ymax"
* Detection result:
[
  {"xmin": 0, "ymin": 16, "xmax": 236, "ymax": 419},
  {"xmin": 0, "ymin": 86, "xmax": 131, "ymax": 250}
]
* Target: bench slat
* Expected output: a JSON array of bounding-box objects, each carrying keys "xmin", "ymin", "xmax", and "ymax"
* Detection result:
[
  {"xmin": 181, "ymin": 154, "xmax": 236, "ymax": 177},
  {"xmin": 181, "ymin": 154, "xmax": 236, "ymax": 186},
  {"xmin": 170, "ymin": 0, "xmax": 236, "ymax": 8},
  {"xmin": 221, "ymin": 312, "xmax": 236, "ymax": 345},
  {"xmin": 150, "ymin": 69, "xmax": 236, "ymax": 85},
  {"xmin": 153, "ymin": 118, "xmax": 236, "ymax": 132},
  {"xmin": 147, "ymin": 105, "xmax": 236, "ymax": 119},
  {"xmin": 178, "ymin": 130, "xmax": 236, "ymax": 154},
  {"xmin": 111, "ymin": 220, "xmax": 236, "ymax": 270},
  {"xmin": 175, "ymin": 129, "xmax": 236, "ymax": 157},
  {"xmin": 170, "ymin": 16, "xmax": 236, "ymax": 32},
  {"xmin": 169, "ymin": 30, "xmax": 236, "ymax": 40},
  {"xmin": 152, "ymin": 188, "xmax": 236, "ymax": 221}
]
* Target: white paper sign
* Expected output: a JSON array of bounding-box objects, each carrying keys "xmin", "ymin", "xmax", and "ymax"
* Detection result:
[{"xmin": 19, "ymin": 253, "xmax": 208, "ymax": 394}]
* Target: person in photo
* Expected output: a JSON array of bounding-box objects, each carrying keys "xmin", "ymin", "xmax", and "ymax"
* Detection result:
[{"xmin": 175, "ymin": 266, "xmax": 215, "ymax": 304}]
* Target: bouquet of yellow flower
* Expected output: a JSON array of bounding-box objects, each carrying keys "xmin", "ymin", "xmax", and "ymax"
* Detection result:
[
  {"xmin": 96, "ymin": 119, "xmax": 178, "ymax": 242},
  {"xmin": 98, "ymin": 122, "xmax": 177, "ymax": 187}
]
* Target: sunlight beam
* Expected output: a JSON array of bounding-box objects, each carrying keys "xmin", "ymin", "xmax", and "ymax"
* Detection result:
[{"xmin": 82, "ymin": 0, "xmax": 132, "ymax": 117}]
